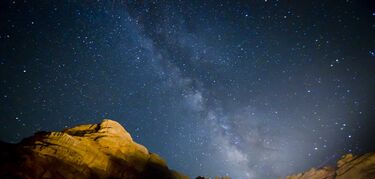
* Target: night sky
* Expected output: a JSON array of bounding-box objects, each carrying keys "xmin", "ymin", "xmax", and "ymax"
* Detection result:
[{"xmin": 1, "ymin": 0, "xmax": 375, "ymax": 178}]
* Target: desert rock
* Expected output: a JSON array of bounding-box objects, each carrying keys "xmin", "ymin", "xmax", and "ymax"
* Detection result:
[
  {"xmin": 285, "ymin": 152, "xmax": 375, "ymax": 179},
  {"xmin": 0, "ymin": 119, "xmax": 188, "ymax": 179}
]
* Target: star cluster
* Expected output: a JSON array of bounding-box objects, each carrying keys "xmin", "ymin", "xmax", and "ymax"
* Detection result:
[{"xmin": 1, "ymin": 1, "xmax": 375, "ymax": 178}]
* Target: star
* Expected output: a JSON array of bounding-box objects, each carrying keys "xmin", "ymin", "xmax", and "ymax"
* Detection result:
[{"xmin": 0, "ymin": 1, "xmax": 374, "ymax": 178}]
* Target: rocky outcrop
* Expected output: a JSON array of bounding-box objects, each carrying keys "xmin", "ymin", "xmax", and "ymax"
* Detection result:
[
  {"xmin": 285, "ymin": 153, "xmax": 375, "ymax": 179},
  {"xmin": 0, "ymin": 119, "xmax": 188, "ymax": 179}
]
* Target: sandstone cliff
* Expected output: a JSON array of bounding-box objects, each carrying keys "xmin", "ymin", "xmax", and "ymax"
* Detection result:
[
  {"xmin": 284, "ymin": 153, "xmax": 375, "ymax": 179},
  {"xmin": 0, "ymin": 119, "xmax": 188, "ymax": 179}
]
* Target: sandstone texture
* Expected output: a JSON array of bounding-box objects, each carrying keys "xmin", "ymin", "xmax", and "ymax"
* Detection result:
[
  {"xmin": 0, "ymin": 119, "xmax": 188, "ymax": 179},
  {"xmin": 285, "ymin": 153, "xmax": 375, "ymax": 179}
]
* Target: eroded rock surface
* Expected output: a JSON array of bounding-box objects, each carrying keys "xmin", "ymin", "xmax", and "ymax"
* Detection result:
[
  {"xmin": 0, "ymin": 119, "xmax": 188, "ymax": 179},
  {"xmin": 285, "ymin": 153, "xmax": 375, "ymax": 179}
]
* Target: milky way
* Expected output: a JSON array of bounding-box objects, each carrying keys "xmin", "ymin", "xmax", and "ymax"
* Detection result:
[{"xmin": 1, "ymin": 1, "xmax": 375, "ymax": 178}]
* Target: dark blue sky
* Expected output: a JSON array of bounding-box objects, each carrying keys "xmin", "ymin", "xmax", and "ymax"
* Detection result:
[{"xmin": 1, "ymin": 0, "xmax": 375, "ymax": 178}]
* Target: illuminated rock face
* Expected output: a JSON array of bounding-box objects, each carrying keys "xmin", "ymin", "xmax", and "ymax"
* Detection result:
[
  {"xmin": 285, "ymin": 153, "xmax": 375, "ymax": 179},
  {"xmin": 0, "ymin": 119, "xmax": 188, "ymax": 179}
]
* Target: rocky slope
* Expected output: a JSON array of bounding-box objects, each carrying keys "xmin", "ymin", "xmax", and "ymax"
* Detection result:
[
  {"xmin": 284, "ymin": 153, "xmax": 375, "ymax": 179},
  {"xmin": 0, "ymin": 119, "xmax": 188, "ymax": 179}
]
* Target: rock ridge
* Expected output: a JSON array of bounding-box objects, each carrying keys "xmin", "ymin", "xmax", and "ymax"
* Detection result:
[
  {"xmin": 0, "ymin": 119, "xmax": 187, "ymax": 179},
  {"xmin": 284, "ymin": 152, "xmax": 375, "ymax": 179}
]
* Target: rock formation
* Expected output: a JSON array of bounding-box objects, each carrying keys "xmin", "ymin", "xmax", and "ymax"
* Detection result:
[
  {"xmin": 1, "ymin": 119, "xmax": 374, "ymax": 179},
  {"xmin": 0, "ymin": 119, "xmax": 188, "ymax": 179},
  {"xmin": 284, "ymin": 153, "xmax": 375, "ymax": 179}
]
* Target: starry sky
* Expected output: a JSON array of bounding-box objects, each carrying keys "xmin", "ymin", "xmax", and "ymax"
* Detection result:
[{"xmin": 1, "ymin": 0, "xmax": 375, "ymax": 178}]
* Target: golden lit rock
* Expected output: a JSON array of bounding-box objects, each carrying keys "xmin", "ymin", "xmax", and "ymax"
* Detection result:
[
  {"xmin": 335, "ymin": 153, "xmax": 375, "ymax": 179},
  {"xmin": 284, "ymin": 167, "xmax": 335, "ymax": 179},
  {"xmin": 284, "ymin": 153, "xmax": 375, "ymax": 179},
  {"xmin": 0, "ymin": 119, "xmax": 188, "ymax": 179}
]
